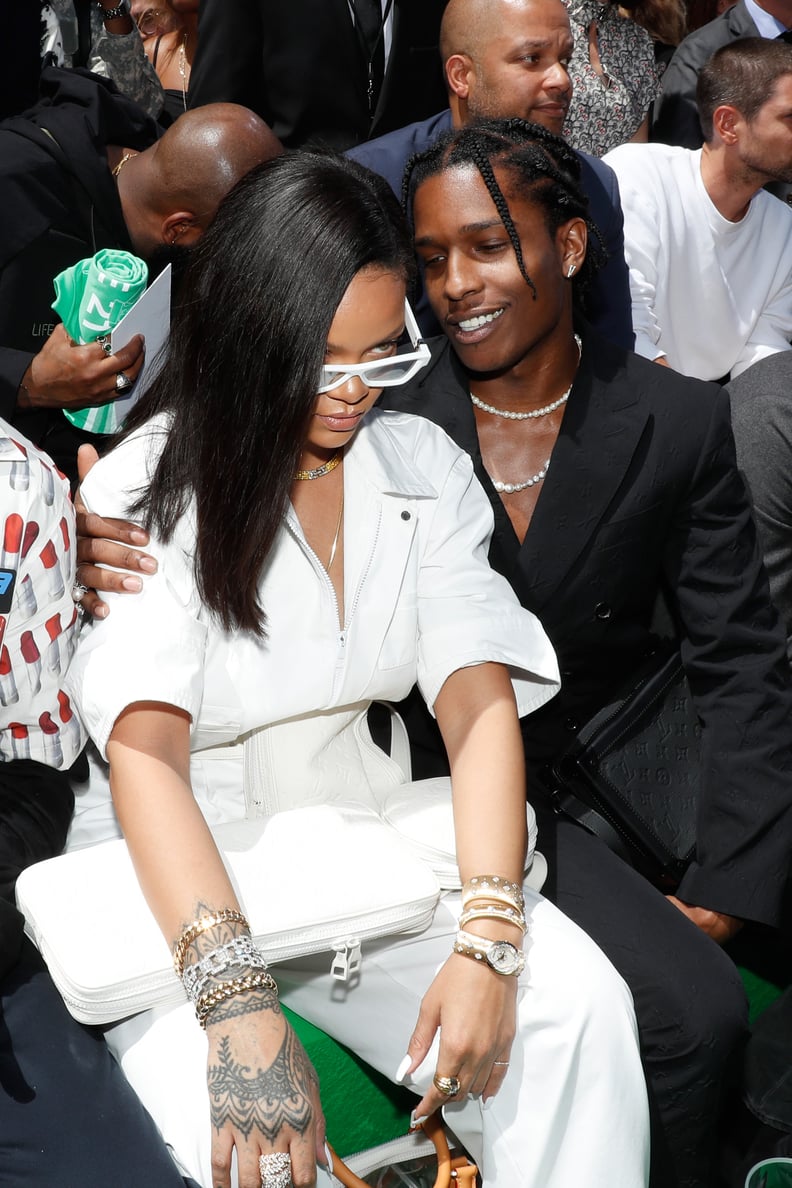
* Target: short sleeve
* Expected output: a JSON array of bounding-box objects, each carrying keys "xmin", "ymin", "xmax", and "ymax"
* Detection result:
[{"xmin": 64, "ymin": 426, "xmax": 208, "ymax": 758}]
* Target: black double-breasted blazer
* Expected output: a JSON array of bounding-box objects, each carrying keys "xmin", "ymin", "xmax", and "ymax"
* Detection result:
[{"xmin": 384, "ymin": 328, "xmax": 792, "ymax": 928}]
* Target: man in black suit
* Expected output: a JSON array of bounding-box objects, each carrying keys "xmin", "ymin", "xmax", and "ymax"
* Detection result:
[
  {"xmin": 188, "ymin": 0, "xmax": 448, "ymax": 150},
  {"xmin": 653, "ymin": 0, "xmax": 792, "ymax": 147},
  {"xmin": 348, "ymin": 0, "xmax": 635, "ymax": 349}
]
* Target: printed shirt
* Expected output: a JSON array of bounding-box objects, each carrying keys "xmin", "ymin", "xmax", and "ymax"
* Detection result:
[
  {"xmin": 563, "ymin": 0, "xmax": 661, "ymax": 157},
  {"xmin": 0, "ymin": 419, "xmax": 85, "ymax": 768}
]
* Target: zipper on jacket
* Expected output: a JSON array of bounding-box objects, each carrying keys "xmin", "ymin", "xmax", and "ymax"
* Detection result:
[
  {"xmin": 285, "ymin": 517, "xmax": 346, "ymax": 651},
  {"xmin": 345, "ymin": 503, "xmax": 382, "ymax": 628}
]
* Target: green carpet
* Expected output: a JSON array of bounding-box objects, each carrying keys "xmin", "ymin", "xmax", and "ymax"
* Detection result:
[{"xmin": 283, "ymin": 1005, "xmax": 415, "ymax": 1158}]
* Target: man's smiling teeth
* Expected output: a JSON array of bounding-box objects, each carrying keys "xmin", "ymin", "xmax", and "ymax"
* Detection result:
[{"xmin": 458, "ymin": 308, "xmax": 504, "ymax": 332}]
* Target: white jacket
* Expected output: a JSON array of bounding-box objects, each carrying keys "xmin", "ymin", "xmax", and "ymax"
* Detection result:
[{"xmin": 66, "ymin": 408, "xmax": 560, "ymax": 842}]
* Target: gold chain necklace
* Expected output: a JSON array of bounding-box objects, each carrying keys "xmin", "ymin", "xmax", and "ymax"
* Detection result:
[
  {"xmin": 327, "ymin": 489, "xmax": 344, "ymax": 571},
  {"xmin": 178, "ymin": 32, "xmax": 189, "ymax": 111},
  {"xmin": 112, "ymin": 151, "xmax": 139, "ymax": 179},
  {"xmin": 294, "ymin": 451, "xmax": 343, "ymax": 481}
]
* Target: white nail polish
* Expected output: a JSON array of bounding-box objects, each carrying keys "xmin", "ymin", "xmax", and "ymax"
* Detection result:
[
  {"xmin": 482, "ymin": 1095, "xmax": 494, "ymax": 1111},
  {"xmin": 395, "ymin": 1054, "xmax": 411, "ymax": 1082},
  {"xmin": 410, "ymin": 1110, "xmax": 430, "ymax": 1129},
  {"xmin": 323, "ymin": 1140, "xmax": 333, "ymax": 1172}
]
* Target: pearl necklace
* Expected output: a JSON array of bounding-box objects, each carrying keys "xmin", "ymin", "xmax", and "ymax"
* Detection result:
[
  {"xmin": 294, "ymin": 451, "xmax": 342, "ymax": 481},
  {"xmin": 492, "ymin": 460, "xmax": 551, "ymax": 494},
  {"xmin": 470, "ymin": 334, "xmax": 582, "ymax": 420}
]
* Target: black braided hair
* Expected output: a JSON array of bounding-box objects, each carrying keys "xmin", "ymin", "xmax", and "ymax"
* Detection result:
[{"xmin": 402, "ymin": 118, "xmax": 607, "ymax": 301}]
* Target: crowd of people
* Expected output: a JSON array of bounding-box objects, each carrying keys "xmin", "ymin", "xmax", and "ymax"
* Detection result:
[{"xmin": 2, "ymin": 2, "xmax": 792, "ymax": 1188}]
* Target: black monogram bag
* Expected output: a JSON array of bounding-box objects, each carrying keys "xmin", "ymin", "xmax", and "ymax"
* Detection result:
[{"xmin": 550, "ymin": 649, "xmax": 700, "ymax": 886}]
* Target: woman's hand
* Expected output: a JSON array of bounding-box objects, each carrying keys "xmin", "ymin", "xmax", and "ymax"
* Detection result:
[
  {"xmin": 404, "ymin": 952, "xmax": 519, "ymax": 1122},
  {"xmin": 206, "ymin": 991, "xmax": 326, "ymax": 1188}
]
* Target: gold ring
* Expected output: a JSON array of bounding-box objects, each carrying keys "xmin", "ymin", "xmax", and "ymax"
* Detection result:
[{"xmin": 433, "ymin": 1073, "xmax": 462, "ymax": 1097}]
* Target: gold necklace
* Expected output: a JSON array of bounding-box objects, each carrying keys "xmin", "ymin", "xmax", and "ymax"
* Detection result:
[
  {"xmin": 327, "ymin": 489, "xmax": 344, "ymax": 571},
  {"xmin": 178, "ymin": 32, "xmax": 189, "ymax": 111},
  {"xmin": 112, "ymin": 151, "xmax": 139, "ymax": 178},
  {"xmin": 294, "ymin": 451, "xmax": 343, "ymax": 481}
]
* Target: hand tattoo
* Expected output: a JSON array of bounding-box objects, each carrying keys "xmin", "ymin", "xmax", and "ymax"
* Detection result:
[{"xmin": 208, "ymin": 1027, "xmax": 317, "ymax": 1142}]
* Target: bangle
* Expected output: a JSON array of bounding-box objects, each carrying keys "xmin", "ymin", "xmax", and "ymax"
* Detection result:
[
  {"xmin": 173, "ymin": 909, "xmax": 250, "ymax": 977},
  {"xmin": 182, "ymin": 936, "xmax": 270, "ymax": 1004},
  {"xmin": 97, "ymin": 1, "xmax": 130, "ymax": 19},
  {"xmin": 195, "ymin": 969, "xmax": 279, "ymax": 1028},
  {"xmin": 461, "ymin": 875, "xmax": 525, "ymax": 913},
  {"xmin": 459, "ymin": 905, "xmax": 527, "ymax": 934}
]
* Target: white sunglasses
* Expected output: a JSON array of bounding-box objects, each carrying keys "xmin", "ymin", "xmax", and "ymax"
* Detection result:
[{"xmin": 317, "ymin": 299, "xmax": 431, "ymax": 394}]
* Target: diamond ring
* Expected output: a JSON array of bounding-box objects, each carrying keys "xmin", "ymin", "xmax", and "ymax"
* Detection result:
[
  {"xmin": 259, "ymin": 1150, "xmax": 291, "ymax": 1188},
  {"xmin": 433, "ymin": 1073, "xmax": 462, "ymax": 1098}
]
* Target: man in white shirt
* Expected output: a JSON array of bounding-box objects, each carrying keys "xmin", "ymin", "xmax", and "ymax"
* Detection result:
[{"xmin": 604, "ymin": 37, "xmax": 792, "ymax": 381}]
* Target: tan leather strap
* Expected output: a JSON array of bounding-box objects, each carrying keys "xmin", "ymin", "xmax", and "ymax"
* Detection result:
[{"xmin": 325, "ymin": 1112, "xmax": 477, "ymax": 1188}]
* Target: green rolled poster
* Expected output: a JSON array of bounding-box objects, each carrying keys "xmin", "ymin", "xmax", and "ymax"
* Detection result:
[{"xmin": 52, "ymin": 248, "xmax": 148, "ymax": 434}]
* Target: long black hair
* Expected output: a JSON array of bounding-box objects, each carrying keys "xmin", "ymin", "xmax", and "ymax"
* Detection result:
[
  {"xmin": 123, "ymin": 152, "xmax": 415, "ymax": 635},
  {"xmin": 402, "ymin": 118, "xmax": 606, "ymax": 302}
]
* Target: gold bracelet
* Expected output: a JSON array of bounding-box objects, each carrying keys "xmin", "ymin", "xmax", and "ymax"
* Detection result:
[
  {"xmin": 461, "ymin": 875, "xmax": 525, "ymax": 913},
  {"xmin": 459, "ymin": 905, "xmax": 527, "ymax": 934},
  {"xmin": 172, "ymin": 909, "xmax": 250, "ymax": 977},
  {"xmin": 195, "ymin": 969, "xmax": 279, "ymax": 1028}
]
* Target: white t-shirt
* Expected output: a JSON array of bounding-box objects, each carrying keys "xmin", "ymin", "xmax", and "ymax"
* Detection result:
[{"xmin": 603, "ymin": 142, "xmax": 792, "ymax": 380}]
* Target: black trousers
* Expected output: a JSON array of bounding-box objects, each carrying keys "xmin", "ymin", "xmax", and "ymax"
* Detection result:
[
  {"xmin": 541, "ymin": 812, "xmax": 749, "ymax": 1188},
  {"xmin": 0, "ymin": 940, "xmax": 194, "ymax": 1188}
]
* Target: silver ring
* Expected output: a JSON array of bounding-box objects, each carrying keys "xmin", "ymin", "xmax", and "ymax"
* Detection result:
[
  {"xmin": 71, "ymin": 582, "xmax": 88, "ymax": 603},
  {"xmin": 115, "ymin": 371, "xmax": 133, "ymax": 394},
  {"xmin": 433, "ymin": 1073, "xmax": 462, "ymax": 1098},
  {"xmin": 493, "ymin": 1061, "xmax": 510, "ymax": 1067},
  {"xmin": 259, "ymin": 1151, "xmax": 291, "ymax": 1188}
]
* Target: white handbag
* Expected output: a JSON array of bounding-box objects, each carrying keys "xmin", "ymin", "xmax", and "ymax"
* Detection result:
[
  {"xmin": 16, "ymin": 803, "xmax": 441, "ymax": 1024},
  {"xmin": 17, "ymin": 709, "xmax": 546, "ymax": 1027}
]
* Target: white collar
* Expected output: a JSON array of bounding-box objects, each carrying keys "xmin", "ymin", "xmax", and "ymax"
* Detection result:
[
  {"xmin": 744, "ymin": 0, "xmax": 787, "ymax": 38},
  {"xmin": 343, "ymin": 409, "xmax": 439, "ymax": 500}
]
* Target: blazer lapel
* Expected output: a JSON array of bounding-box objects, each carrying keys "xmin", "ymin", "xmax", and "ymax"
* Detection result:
[
  {"xmin": 516, "ymin": 332, "xmax": 646, "ymax": 610},
  {"xmin": 383, "ymin": 333, "xmax": 651, "ymax": 615}
]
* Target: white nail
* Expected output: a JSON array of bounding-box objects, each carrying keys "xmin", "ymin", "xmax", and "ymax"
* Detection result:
[
  {"xmin": 482, "ymin": 1095, "xmax": 494, "ymax": 1111},
  {"xmin": 323, "ymin": 1140, "xmax": 333, "ymax": 1172},
  {"xmin": 410, "ymin": 1110, "xmax": 430, "ymax": 1129},
  {"xmin": 395, "ymin": 1054, "xmax": 411, "ymax": 1082}
]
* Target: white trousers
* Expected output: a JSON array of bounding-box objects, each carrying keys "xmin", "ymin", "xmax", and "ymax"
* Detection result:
[{"xmin": 105, "ymin": 888, "xmax": 650, "ymax": 1187}]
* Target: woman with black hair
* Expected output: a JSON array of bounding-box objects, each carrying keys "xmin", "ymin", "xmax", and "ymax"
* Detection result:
[
  {"xmin": 384, "ymin": 118, "xmax": 792, "ymax": 1188},
  {"xmin": 63, "ymin": 152, "xmax": 650, "ymax": 1187}
]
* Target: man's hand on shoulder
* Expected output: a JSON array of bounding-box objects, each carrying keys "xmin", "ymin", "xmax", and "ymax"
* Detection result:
[
  {"xmin": 666, "ymin": 895, "xmax": 743, "ymax": 945},
  {"xmin": 18, "ymin": 325, "xmax": 145, "ymax": 411},
  {"xmin": 74, "ymin": 444, "xmax": 157, "ymax": 620}
]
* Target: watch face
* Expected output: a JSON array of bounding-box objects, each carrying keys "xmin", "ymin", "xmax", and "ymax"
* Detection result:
[{"xmin": 487, "ymin": 941, "xmax": 523, "ymax": 975}]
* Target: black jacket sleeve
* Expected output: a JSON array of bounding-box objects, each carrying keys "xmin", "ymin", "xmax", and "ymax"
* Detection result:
[{"xmin": 664, "ymin": 389, "xmax": 792, "ymax": 925}]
